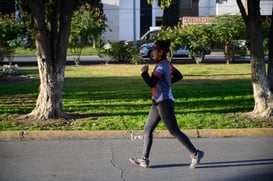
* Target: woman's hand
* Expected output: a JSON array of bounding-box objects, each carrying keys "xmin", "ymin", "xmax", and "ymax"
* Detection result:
[{"xmin": 141, "ymin": 64, "xmax": 149, "ymax": 73}]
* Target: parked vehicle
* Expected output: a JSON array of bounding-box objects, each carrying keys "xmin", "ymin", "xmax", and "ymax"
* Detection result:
[
  {"xmin": 125, "ymin": 27, "xmax": 161, "ymax": 47},
  {"xmin": 139, "ymin": 42, "xmax": 190, "ymax": 58}
]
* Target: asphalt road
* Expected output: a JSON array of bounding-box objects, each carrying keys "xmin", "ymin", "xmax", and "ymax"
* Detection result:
[
  {"xmin": 0, "ymin": 53, "xmax": 254, "ymax": 66},
  {"xmin": 1, "ymin": 136, "xmax": 273, "ymax": 181}
]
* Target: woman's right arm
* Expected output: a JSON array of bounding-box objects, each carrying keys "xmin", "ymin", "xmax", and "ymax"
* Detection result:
[{"xmin": 141, "ymin": 71, "xmax": 159, "ymax": 88}]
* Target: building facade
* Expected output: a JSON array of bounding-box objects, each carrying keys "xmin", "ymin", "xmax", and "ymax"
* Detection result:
[
  {"xmin": 102, "ymin": 0, "xmax": 140, "ymax": 42},
  {"xmin": 200, "ymin": 0, "xmax": 273, "ymax": 16},
  {"xmin": 2, "ymin": 0, "xmax": 271, "ymax": 42},
  {"xmin": 102, "ymin": 0, "xmax": 273, "ymax": 42}
]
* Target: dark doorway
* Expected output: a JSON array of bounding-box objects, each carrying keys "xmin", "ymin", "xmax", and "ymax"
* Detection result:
[
  {"xmin": 0, "ymin": 0, "xmax": 15, "ymax": 15},
  {"xmin": 140, "ymin": 1, "xmax": 152, "ymax": 37}
]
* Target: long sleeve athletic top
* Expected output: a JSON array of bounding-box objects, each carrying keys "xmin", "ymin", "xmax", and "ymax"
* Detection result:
[{"xmin": 141, "ymin": 59, "xmax": 183, "ymax": 103}]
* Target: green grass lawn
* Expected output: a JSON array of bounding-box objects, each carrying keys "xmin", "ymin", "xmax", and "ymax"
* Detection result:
[
  {"xmin": 14, "ymin": 46, "xmax": 101, "ymax": 56},
  {"xmin": 0, "ymin": 64, "xmax": 271, "ymax": 131}
]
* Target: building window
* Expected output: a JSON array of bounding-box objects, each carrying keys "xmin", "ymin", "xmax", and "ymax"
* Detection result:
[{"xmin": 180, "ymin": 0, "xmax": 192, "ymax": 8}]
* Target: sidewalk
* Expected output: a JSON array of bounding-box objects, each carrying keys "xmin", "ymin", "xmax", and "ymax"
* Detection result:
[{"xmin": 1, "ymin": 128, "xmax": 273, "ymax": 141}]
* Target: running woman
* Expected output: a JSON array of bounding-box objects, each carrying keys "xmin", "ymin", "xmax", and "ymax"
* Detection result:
[{"xmin": 129, "ymin": 40, "xmax": 204, "ymax": 169}]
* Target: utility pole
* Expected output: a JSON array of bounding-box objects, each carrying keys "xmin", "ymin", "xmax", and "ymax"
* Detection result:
[{"xmin": 133, "ymin": 0, "xmax": 137, "ymax": 49}]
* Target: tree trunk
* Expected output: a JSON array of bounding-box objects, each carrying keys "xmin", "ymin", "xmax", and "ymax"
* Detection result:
[
  {"xmin": 224, "ymin": 44, "xmax": 232, "ymax": 64},
  {"xmin": 28, "ymin": 55, "xmax": 69, "ymax": 120},
  {"xmin": 22, "ymin": 0, "xmax": 75, "ymax": 120},
  {"xmin": 267, "ymin": 11, "xmax": 273, "ymax": 92},
  {"xmin": 193, "ymin": 55, "xmax": 204, "ymax": 64},
  {"xmin": 237, "ymin": 0, "xmax": 273, "ymax": 117},
  {"xmin": 92, "ymin": 36, "xmax": 96, "ymax": 49}
]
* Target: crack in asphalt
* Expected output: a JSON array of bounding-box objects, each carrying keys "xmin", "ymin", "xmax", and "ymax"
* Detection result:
[{"xmin": 110, "ymin": 148, "xmax": 125, "ymax": 181}]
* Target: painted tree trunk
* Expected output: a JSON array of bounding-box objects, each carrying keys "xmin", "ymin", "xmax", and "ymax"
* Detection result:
[
  {"xmin": 28, "ymin": 54, "xmax": 68, "ymax": 120},
  {"xmin": 237, "ymin": 0, "xmax": 273, "ymax": 117},
  {"xmin": 250, "ymin": 55, "xmax": 273, "ymax": 117}
]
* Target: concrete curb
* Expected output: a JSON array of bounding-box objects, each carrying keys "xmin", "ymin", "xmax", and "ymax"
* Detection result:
[{"xmin": 0, "ymin": 128, "xmax": 273, "ymax": 141}]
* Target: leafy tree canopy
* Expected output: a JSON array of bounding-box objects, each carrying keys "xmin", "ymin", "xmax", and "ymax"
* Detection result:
[
  {"xmin": 212, "ymin": 15, "xmax": 247, "ymax": 44},
  {"xmin": 0, "ymin": 13, "xmax": 26, "ymax": 47},
  {"xmin": 157, "ymin": 24, "xmax": 214, "ymax": 54},
  {"xmin": 147, "ymin": 0, "xmax": 174, "ymax": 8},
  {"xmin": 70, "ymin": 3, "xmax": 107, "ymax": 46}
]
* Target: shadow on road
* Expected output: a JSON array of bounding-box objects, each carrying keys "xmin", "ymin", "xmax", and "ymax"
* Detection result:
[
  {"xmin": 150, "ymin": 158, "xmax": 273, "ymax": 169},
  {"xmin": 200, "ymin": 158, "xmax": 273, "ymax": 169},
  {"xmin": 150, "ymin": 163, "xmax": 188, "ymax": 169}
]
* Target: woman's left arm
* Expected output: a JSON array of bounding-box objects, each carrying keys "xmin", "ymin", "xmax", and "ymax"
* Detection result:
[{"xmin": 171, "ymin": 68, "xmax": 183, "ymax": 84}]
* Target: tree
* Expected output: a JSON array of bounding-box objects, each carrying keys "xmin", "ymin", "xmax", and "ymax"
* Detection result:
[
  {"xmin": 237, "ymin": 0, "xmax": 273, "ymax": 117},
  {"xmin": 21, "ymin": 0, "xmax": 75, "ymax": 120},
  {"xmin": 18, "ymin": 0, "xmax": 107, "ymax": 121},
  {"xmin": 0, "ymin": 13, "xmax": 26, "ymax": 64},
  {"xmin": 178, "ymin": 24, "xmax": 214, "ymax": 64},
  {"xmin": 212, "ymin": 15, "xmax": 247, "ymax": 64},
  {"xmin": 69, "ymin": 2, "xmax": 107, "ymax": 65},
  {"xmin": 147, "ymin": 0, "xmax": 173, "ymax": 8},
  {"xmin": 87, "ymin": 1, "xmax": 107, "ymax": 48},
  {"xmin": 156, "ymin": 24, "xmax": 214, "ymax": 64},
  {"xmin": 18, "ymin": 0, "xmax": 81, "ymax": 120}
]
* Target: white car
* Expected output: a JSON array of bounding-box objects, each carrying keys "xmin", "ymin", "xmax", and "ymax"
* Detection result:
[{"xmin": 140, "ymin": 42, "xmax": 190, "ymax": 58}]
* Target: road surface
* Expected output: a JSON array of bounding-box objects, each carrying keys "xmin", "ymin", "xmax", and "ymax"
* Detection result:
[{"xmin": 1, "ymin": 136, "xmax": 273, "ymax": 181}]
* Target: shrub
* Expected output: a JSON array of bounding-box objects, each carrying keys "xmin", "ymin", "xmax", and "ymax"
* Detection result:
[
  {"xmin": 2, "ymin": 65, "xmax": 20, "ymax": 76},
  {"xmin": 130, "ymin": 48, "xmax": 144, "ymax": 64},
  {"xmin": 102, "ymin": 41, "xmax": 132, "ymax": 63},
  {"xmin": 100, "ymin": 41, "xmax": 144, "ymax": 64}
]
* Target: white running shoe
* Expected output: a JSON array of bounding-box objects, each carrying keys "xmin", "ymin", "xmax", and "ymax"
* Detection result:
[
  {"xmin": 129, "ymin": 156, "xmax": 149, "ymax": 168},
  {"xmin": 190, "ymin": 150, "xmax": 204, "ymax": 169}
]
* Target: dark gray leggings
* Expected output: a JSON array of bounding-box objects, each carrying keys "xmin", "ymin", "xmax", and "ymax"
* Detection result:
[{"xmin": 143, "ymin": 99, "xmax": 197, "ymax": 158}]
